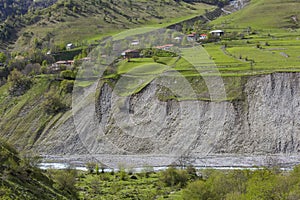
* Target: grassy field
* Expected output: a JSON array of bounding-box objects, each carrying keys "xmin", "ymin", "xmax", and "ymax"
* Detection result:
[
  {"xmin": 74, "ymin": 165, "xmax": 300, "ymax": 200},
  {"xmin": 102, "ymin": 48, "xmax": 244, "ymax": 100},
  {"xmin": 0, "ymin": 76, "xmax": 73, "ymax": 150},
  {"xmin": 212, "ymin": 0, "xmax": 300, "ymax": 29},
  {"xmin": 195, "ymin": 0, "xmax": 300, "ymax": 75}
]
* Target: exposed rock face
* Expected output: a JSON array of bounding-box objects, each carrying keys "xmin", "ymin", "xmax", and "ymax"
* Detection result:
[
  {"xmin": 34, "ymin": 73, "xmax": 300, "ymax": 160},
  {"xmin": 193, "ymin": 73, "xmax": 300, "ymax": 155}
]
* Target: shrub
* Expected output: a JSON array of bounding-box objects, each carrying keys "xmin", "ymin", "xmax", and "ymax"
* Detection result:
[
  {"xmin": 182, "ymin": 180, "xmax": 212, "ymax": 200},
  {"xmin": 60, "ymin": 80, "xmax": 74, "ymax": 93},
  {"xmin": 152, "ymin": 56, "xmax": 159, "ymax": 63},
  {"xmin": 22, "ymin": 63, "xmax": 41, "ymax": 76},
  {"xmin": 0, "ymin": 52, "xmax": 7, "ymax": 63},
  {"xmin": 43, "ymin": 88, "xmax": 67, "ymax": 114},
  {"xmin": 60, "ymin": 70, "xmax": 76, "ymax": 80},
  {"xmin": 160, "ymin": 167, "xmax": 188, "ymax": 188}
]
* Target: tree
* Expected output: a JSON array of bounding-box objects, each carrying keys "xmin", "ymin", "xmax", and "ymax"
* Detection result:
[
  {"xmin": 182, "ymin": 180, "xmax": 212, "ymax": 200},
  {"xmin": 43, "ymin": 88, "xmax": 67, "ymax": 114},
  {"xmin": 7, "ymin": 69, "xmax": 32, "ymax": 96},
  {"xmin": 0, "ymin": 52, "xmax": 7, "ymax": 63},
  {"xmin": 95, "ymin": 164, "xmax": 99, "ymax": 175},
  {"xmin": 52, "ymin": 169, "xmax": 78, "ymax": 198},
  {"xmin": 160, "ymin": 167, "xmax": 188, "ymax": 188},
  {"xmin": 60, "ymin": 80, "xmax": 74, "ymax": 93},
  {"xmin": 246, "ymin": 169, "xmax": 277, "ymax": 200},
  {"xmin": 60, "ymin": 70, "xmax": 76, "ymax": 80}
]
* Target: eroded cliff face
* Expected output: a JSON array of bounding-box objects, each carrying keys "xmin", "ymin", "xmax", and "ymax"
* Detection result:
[
  {"xmin": 192, "ymin": 73, "xmax": 300, "ymax": 155},
  {"xmin": 33, "ymin": 73, "xmax": 300, "ymax": 158}
]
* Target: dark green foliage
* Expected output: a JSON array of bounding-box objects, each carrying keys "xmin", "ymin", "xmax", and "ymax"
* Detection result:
[
  {"xmin": 27, "ymin": 49, "xmax": 55, "ymax": 65},
  {"xmin": 0, "ymin": 140, "xmax": 72, "ymax": 199},
  {"xmin": 0, "ymin": 0, "xmax": 56, "ymax": 43},
  {"xmin": 60, "ymin": 79, "xmax": 74, "ymax": 93},
  {"xmin": 43, "ymin": 87, "xmax": 67, "ymax": 114},
  {"xmin": 0, "ymin": 52, "xmax": 6, "ymax": 63},
  {"xmin": 0, "ymin": 0, "xmax": 57, "ymax": 22},
  {"xmin": 160, "ymin": 167, "xmax": 189, "ymax": 187},
  {"xmin": 152, "ymin": 55, "xmax": 159, "ymax": 62},
  {"xmin": 7, "ymin": 69, "xmax": 32, "ymax": 96},
  {"xmin": 182, "ymin": 167, "xmax": 300, "ymax": 200},
  {"xmin": 51, "ymin": 169, "xmax": 79, "ymax": 199},
  {"xmin": 141, "ymin": 48, "xmax": 177, "ymax": 58},
  {"xmin": 60, "ymin": 70, "xmax": 76, "ymax": 80},
  {"xmin": 53, "ymin": 49, "xmax": 82, "ymax": 61},
  {"xmin": 186, "ymin": 165, "xmax": 198, "ymax": 180}
]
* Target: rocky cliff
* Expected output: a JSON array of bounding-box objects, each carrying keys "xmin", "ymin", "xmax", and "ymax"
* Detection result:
[
  {"xmin": 29, "ymin": 73, "xmax": 300, "ymax": 160},
  {"xmin": 2, "ymin": 73, "xmax": 300, "ymax": 166}
]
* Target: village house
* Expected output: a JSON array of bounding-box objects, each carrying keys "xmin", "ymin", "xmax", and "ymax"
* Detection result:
[
  {"xmin": 49, "ymin": 60, "xmax": 74, "ymax": 72},
  {"xmin": 187, "ymin": 32, "xmax": 198, "ymax": 41},
  {"xmin": 121, "ymin": 49, "xmax": 141, "ymax": 60},
  {"xmin": 66, "ymin": 43, "xmax": 75, "ymax": 50},
  {"xmin": 199, "ymin": 34, "xmax": 208, "ymax": 40},
  {"xmin": 209, "ymin": 30, "xmax": 224, "ymax": 37},
  {"xmin": 131, "ymin": 40, "xmax": 139, "ymax": 46},
  {"xmin": 155, "ymin": 44, "xmax": 174, "ymax": 51},
  {"xmin": 81, "ymin": 57, "xmax": 92, "ymax": 62},
  {"xmin": 173, "ymin": 36, "xmax": 182, "ymax": 42}
]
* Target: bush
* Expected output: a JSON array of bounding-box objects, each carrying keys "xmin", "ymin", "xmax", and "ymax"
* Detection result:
[
  {"xmin": 160, "ymin": 167, "xmax": 188, "ymax": 188},
  {"xmin": 152, "ymin": 56, "xmax": 159, "ymax": 63},
  {"xmin": 0, "ymin": 52, "xmax": 7, "ymax": 63},
  {"xmin": 60, "ymin": 80, "xmax": 74, "ymax": 93},
  {"xmin": 60, "ymin": 70, "xmax": 76, "ymax": 80},
  {"xmin": 43, "ymin": 88, "xmax": 67, "ymax": 114},
  {"xmin": 22, "ymin": 63, "xmax": 41, "ymax": 76},
  {"xmin": 182, "ymin": 180, "xmax": 212, "ymax": 200}
]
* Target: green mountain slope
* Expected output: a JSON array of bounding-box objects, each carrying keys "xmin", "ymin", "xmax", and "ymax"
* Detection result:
[
  {"xmin": 212, "ymin": 0, "xmax": 300, "ymax": 29},
  {"xmin": 0, "ymin": 140, "xmax": 75, "ymax": 199},
  {"xmin": 0, "ymin": 0, "xmax": 57, "ymax": 22},
  {"xmin": 12, "ymin": 0, "xmax": 214, "ymax": 51},
  {"xmin": 0, "ymin": 75, "xmax": 74, "ymax": 151}
]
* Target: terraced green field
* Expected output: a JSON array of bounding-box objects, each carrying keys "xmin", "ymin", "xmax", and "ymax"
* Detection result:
[{"xmin": 204, "ymin": 0, "xmax": 300, "ymax": 75}]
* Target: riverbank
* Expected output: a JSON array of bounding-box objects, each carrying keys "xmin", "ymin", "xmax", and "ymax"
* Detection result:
[{"xmin": 40, "ymin": 153, "xmax": 300, "ymax": 170}]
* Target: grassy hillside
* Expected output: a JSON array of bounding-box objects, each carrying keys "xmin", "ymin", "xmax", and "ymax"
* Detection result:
[
  {"xmin": 0, "ymin": 75, "xmax": 72, "ymax": 150},
  {"xmin": 0, "ymin": 0, "xmax": 56, "ymax": 22},
  {"xmin": 0, "ymin": 140, "xmax": 75, "ymax": 199},
  {"xmin": 212, "ymin": 0, "xmax": 300, "ymax": 29},
  {"xmin": 13, "ymin": 0, "xmax": 214, "ymax": 51}
]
